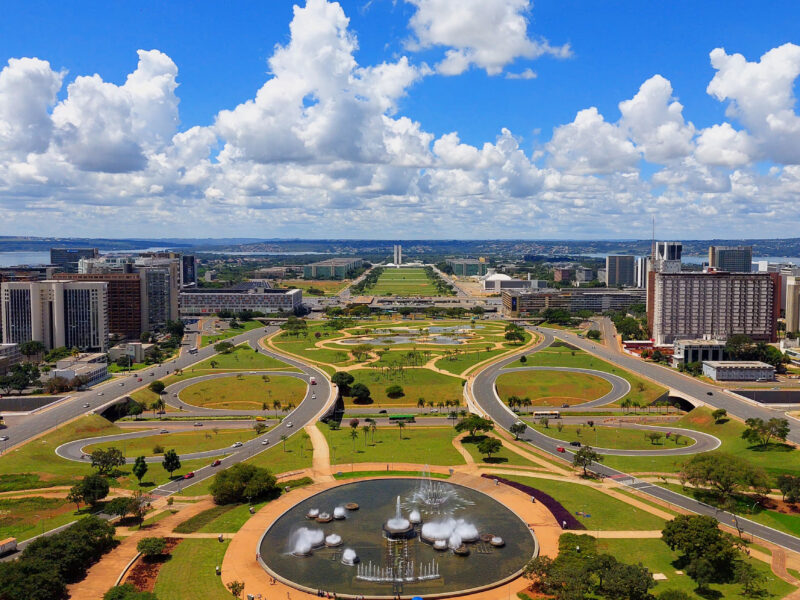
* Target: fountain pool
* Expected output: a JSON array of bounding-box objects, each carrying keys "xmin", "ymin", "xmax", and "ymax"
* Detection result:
[{"xmin": 258, "ymin": 478, "xmax": 537, "ymax": 598}]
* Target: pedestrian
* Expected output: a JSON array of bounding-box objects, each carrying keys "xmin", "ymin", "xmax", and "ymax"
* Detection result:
[{"xmin": 531, "ymin": 495, "xmax": 535, "ymax": 503}]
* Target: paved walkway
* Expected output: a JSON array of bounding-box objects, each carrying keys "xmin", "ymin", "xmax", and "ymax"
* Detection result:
[
  {"xmin": 305, "ymin": 424, "xmax": 334, "ymax": 482},
  {"xmin": 67, "ymin": 499, "xmax": 216, "ymax": 600}
]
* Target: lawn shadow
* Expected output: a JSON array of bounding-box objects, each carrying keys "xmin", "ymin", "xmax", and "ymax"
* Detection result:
[
  {"xmin": 747, "ymin": 442, "xmax": 794, "ymax": 453},
  {"xmin": 481, "ymin": 457, "xmax": 509, "ymax": 464}
]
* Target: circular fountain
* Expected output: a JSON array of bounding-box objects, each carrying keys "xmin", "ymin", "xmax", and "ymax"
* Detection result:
[
  {"xmin": 333, "ymin": 506, "xmax": 347, "ymax": 520},
  {"xmin": 316, "ymin": 512, "xmax": 333, "ymax": 523},
  {"xmin": 259, "ymin": 478, "xmax": 537, "ymax": 597}
]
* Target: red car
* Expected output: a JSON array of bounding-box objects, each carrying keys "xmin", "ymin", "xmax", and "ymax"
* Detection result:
[
  {"xmin": 183, "ymin": 471, "xmax": 195, "ymax": 479},
  {"xmin": 556, "ymin": 447, "xmax": 566, "ymax": 453},
  {"xmin": 211, "ymin": 459, "xmax": 221, "ymax": 467},
  {"xmin": 137, "ymin": 377, "xmax": 142, "ymax": 382}
]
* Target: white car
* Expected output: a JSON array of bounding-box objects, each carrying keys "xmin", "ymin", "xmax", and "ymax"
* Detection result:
[
  {"xmin": 261, "ymin": 440, "xmax": 270, "ymax": 445},
  {"xmin": 83, "ymin": 403, "xmax": 90, "ymax": 408},
  {"xmin": 285, "ymin": 421, "xmax": 293, "ymax": 428},
  {"xmin": 231, "ymin": 441, "xmax": 243, "ymax": 448},
  {"xmin": 311, "ymin": 394, "xmax": 316, "ymax": 399},
  {"xmin": 0, "ymin": 436, "xmax": 9, "ymax": 442},
  {"xmin": 160, "ymin": 429, "xmax": 168, "ymax": 434},
  {"xmin": 97, "ymin": 392, "xmax": 104, "ymax": 396}
]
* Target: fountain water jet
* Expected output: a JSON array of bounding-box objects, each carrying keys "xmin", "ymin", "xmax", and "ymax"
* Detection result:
[{"xmin": 289, "ymin": 527, "xmax": 325, "ymax": 556}]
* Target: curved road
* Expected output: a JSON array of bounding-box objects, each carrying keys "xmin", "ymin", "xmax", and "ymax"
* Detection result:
[
  {"xmin": 471, "ymin": 328, "xmax": 800, "ymax": 553},
  {"xmin": 498, "ymin": 366, "xmax": 630, "ymax": 409}
]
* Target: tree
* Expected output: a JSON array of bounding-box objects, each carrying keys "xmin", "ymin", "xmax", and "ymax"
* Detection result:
[
  {"xmin": 68, "ymin": 473, "xmax": 110, "ymax": 508},
  {"xmin": 331, "ymin": 371, "xmax": 354, "ymax": 395},
  {"xmin": 477, "ymin": 437, "xmax": 502, "ymax": 461},
  {"xmin": 161, "ymin": 449, "xmax": 181, "ymax": 477},
  {"xmin": 227, "ymin": 581, "xmax": 246, "ymax": 598},
  {"xmin": 679, "ymin": 452, "xmax": 768, "ymax": 501},
  {"xmin": 509, "ymin": 422, "xmax": 526, "ymax": 440},
  {"xmin": 454, "ymin": 414, "xmax": 494, "ymax": 438},
  {"xmin": 280, "ymin": 434, "xmax": 287, "ymax": 451},
  {"xmin": 103, "ymin": 583, "xmax": 158, "ymax": 600},
  {"xmin": 573, "ymin": 446, "xmax": 602, "ymax": 476},
  {"xmin": 209, "ymin": 463, "xmax": 279, "ymax": 505},
  {"xmin": 646, "ymin": 431, "xmax": 663, "ymax": 445},
  {"xmin": 385, "ymin": 384, "xmax": 404, "ymax": 398},
  {"xmin": 655, "ymin": 591, "xmax": 692, "ymax": 600},
  {"xmin": 105, "ymin": 497, "xmax": 134, "ymax": 520},
  {"xmin": 132, "ymin": 456, "xmax": 148, "ymax": 484},
  {"xmin": 662, "ymin": 514, "xmax": 740, "ymax": 587},
  {"xmin": 148, "ymin": 380, "xmax": 165, "ymax": 395},
  {"xmin": 136, "ymin": 537, "xmax": 167, "ymax": 559},
  {"xmin": 735, "ymin": 559, "xmax": 767, "ymax": 598},
  {"xmin": 90, "ymin": 448, "xmax": 125, "ymax": 476},
  {"xmin": 741, "ymin": 417, "xmax": 790, "ymax": 447},
  {"xmin": 350, "ymin": 427, "xmax": 358, "ymax": 451},
  {"xmin": 519, "ymin": 354, "xmax": 527, "ymax": 364},
  {"xmin": 397, "ymin": 420, "xmax": 405, "ymax": 439},
  {"xmin": 19, "ymin": 340, "xmax": 45, "ymax": 360},
  {"xmin": 505, "ymin": 329, "xmax": 524, "ymax": 344},
  {"xmin": 214, "ymin": 341, "xmax": 235, "ymax": 354},
  {"xmin": 711, "ymin": 408, "xmax": 727, "ymax": 423},
  {"xmin": 350, "ymin": 382, "xmax": 371, "ymax": 403},
  {"xmin": 586, "ymin": 329, "xmax": 601, "ymax": 340}
]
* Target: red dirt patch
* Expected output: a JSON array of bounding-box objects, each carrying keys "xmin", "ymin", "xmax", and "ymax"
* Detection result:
[
  {"xmin": 760, "ymin": 497, "xmax": 800, "ymax": 515},
  {"xmin": 125, "ymin": 537, "xmax": 183, "ymax": 592}
]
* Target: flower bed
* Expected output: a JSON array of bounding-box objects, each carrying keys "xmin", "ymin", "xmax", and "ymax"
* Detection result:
[{"xmin": 481, "ymin": 474, "xmax": 585, "ymax": 530}]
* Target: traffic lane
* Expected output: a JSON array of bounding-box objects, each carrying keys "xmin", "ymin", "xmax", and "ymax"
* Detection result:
[
  {"xmin": 497, "ymin": 366, "xmax": 630, "ymax": 408},
  {"xmin": 117, "ymin": 420, "xmax": 275, "ymax": 429},
  {"xmin": 2, "ymin": 326, "xmax": 280, "ymax": 447},
  {"xmin": 536, "ymin": 327, "xmax": 800, "ymax": 442}
]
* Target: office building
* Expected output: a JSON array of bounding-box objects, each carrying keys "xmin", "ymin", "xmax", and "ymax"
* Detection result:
[
  {"xmin": 708, "ymin": 245, "xmax": 753, "ymax": 273},
  {"xmin": 649, "ymin": 271, "xmax": 779, "ymax": 345},
  {"xmin": 393, "ymin": 245, "xmax": 403, "ymax": 266},
  {"xmin": 575, "ymin": 267, "xmax": 595, "ymax": 283},
  {"xmin": 180, "ymin": 255, "xmax": 197, "ymax": 287},
  {"xmin": 482, "ymin": 273, "xmax": 539, "ymax": 292},
  {"xmin": 702, "ymin": 361, "xmax": 774, "ymax": 382},
  {"xmin": 49, "ymin": 353, "xmax": 109, "ymax": 386},
  {"xmin": 634, "ymin": 257, "xmax": 649, "ymax": 288},
  {"xmin": 1, "ymin": 280, "xmax": 109, "ymax": 351},
  {"xmin": 54, "ymin": 273, "xmax": 142, "ymax": 340},
  {"xmin": 653, "ymin": 241, "xmax": 682, "ymax": 274},
  {"xmin": 0, "ymin": 265, "xmax": 58, "ymax": 282},
  {"xmin": 502, "ymin": 288, "xmax": 646, "ymax": 318},
  {"xmin": 0, "ymin": 343, "xmax": 22, "ymax": 375},
  {"xmin": 787, "ymin": 276, "xmax": 800, "ymax": 334},
  {"xmin": 179, "ymin": 287, "xmax": 302, "ymax": 316},
  {"xmin": 670, "ymin": 339, "xmax": 727, "ymax": 367},
  {"xmin": 134, "ymin": 256, "xmax": 181, "ymax": 330},
  {"xmin": 50, "ymin": 248, "xmax": 99, "ymax": 273},
  {"xmin": 303, "ymin": 258, "xmax": 364, "ymax": 280},
  {"xmin": 446, "ymin": 259, "xmax": 488, "ymax": 277},
  {"xmin": 553, "ymin": 268, "xmax": 573, "ymax": 282},
  {"xmin": 605, "ymin": 255, "xmax": 635, "ymax": 287},
  {"xmin": 78, "ymin": 256, "xmax": 134, "ymax": 274},
  {"xmin": 108, "ymin": 342, "xmax": 156, "ymax": 364}
]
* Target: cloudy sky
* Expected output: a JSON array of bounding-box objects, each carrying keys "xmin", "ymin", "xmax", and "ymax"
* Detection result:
[{"xmin": 1, "ymin": 0, "xmax": 800, "ymax": 240}]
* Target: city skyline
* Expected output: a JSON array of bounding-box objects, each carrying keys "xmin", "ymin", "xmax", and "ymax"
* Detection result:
[{"xmin": 1, "ymin": 1, "xmax": 800, "ymax": 239}]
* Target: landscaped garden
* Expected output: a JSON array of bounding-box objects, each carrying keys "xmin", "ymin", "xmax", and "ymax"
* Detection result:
[
  {"xmin": 179, "ymin": 374, "xmax": 307, "ymax": 411},
  {"xmin": 496, "ymin": 369, "xmax": 613, "ymax": 407},
  {"xmin": 201, "ymin": 319, "xmax": 264, "ymax": 347},
  {"xmin": 366, "ymin": 267, "xmax": 439, "ymax": 296},
  {"xmin": 192, "ymin": 343, "xmax": 297, "ymax": 371},
  {"xmin": 344, "ymin": 368, "xmax": 465, "ymax": 407},
  {"xmin": 507, "ymin": 341, "xmax": 667, "ymax": 407},
  {"xmin": 153, "ymin": 539, "xmax": 232, "ymax": 600},
  {"xmin": 82, "ymin": 428, "xmax": 260, "ymax": 458},
  {"xmin": 321, "ymin": 424, "xmax": 465, "ymax": 466},
  {"xmin": 527, "ymin": 422, "xmax": 697, "ymax": 450}
]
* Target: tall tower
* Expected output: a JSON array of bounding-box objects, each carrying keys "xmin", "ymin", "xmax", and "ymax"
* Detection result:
[{"xmin": 393, "ymin": 244, "xmax": 402, "ymax": 267}]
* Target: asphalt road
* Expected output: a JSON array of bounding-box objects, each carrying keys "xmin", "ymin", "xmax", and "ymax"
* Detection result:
[{"xmin": 471, "ymin": 329, "xmax": 800, "ymax": 552}]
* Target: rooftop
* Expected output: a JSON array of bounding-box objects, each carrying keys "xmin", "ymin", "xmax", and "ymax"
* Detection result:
[
  {"xmin": 703, "ymin": 361, "xmax": 774, "ymax": 369},
  {"xmin": 307, "ymin": 258, "xmax": 362, "ymax": 266},
  {"xmin": 181, "ymin": 287, "xmax": 298, "ymax": 295}
]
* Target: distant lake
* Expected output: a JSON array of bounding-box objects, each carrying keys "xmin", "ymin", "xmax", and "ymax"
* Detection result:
[{"xmin": 0, "ymin": 251, "xmax": 51, "ymax": 266}]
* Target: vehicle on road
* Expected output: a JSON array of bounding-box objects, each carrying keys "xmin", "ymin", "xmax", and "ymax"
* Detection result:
[
  {"xmin": 533, "ymin": 410, "xmax": 560, "ymax": 419},
  {"xmin": 137, "ymin": 377, "xmax": 142, "ymax": 382},
  {"xmin": 0, "ymin": 537, "xmax": 17, "ymax": 556},
  {"xmin": 119, "ymin": 382, "xmax": 124, "ymax": 386},
  {"xmin": 0, "ymin": 436, "xmax": 9, "ymax": 442},
  {"xmin": 286, "ymin": 421, "xmax": 293, "ymax": 428},
  {"xmin": 569, "ymin": 441, "xmax": 581, "ymax": 447},
  {"xmin": 189, "ymin": 348, "xmax": 198, "ymax": 355},
  {"xmin": 255, "ymin": 416, "xmax": 266, "ymax": 421},
  {"xmin": 194, "ymin": 422, "xmax": 203, "ymax": 427},
  {"xmin": 707, "ymin": 391, "xmax": 713, "ymax": 396},
  {"xmin": 83, "ymin": 403, "xmax": 90, "ymax": 408},
  {"xmin": 378, "ymin": 409, "xmax": 387, "ymax": 414},
  {"xmin": 97, "ymin": 392, "xmax": 104, "ymax": 396},
  {"xmin": 231, "ymin": 442, "xmax": 243, "ymax": 448},
  {"xmin": 262, "ymin": 440, "xmax": 269, "ymax": 445},
  {"xmin": 309, "ymin": 377, "xmax": 317, "ymax": 385},
  {"xmin": 183, "ymin": 472, "xmax": 195, "ymax": 479},
  {"xmin": 311, "ymin": 394, "xmax": 316, "ymax": 399},
  {"xmin": 389, "ymin": 415, "xmax": 416, "ymax": 423},
  {"xmin": 556, "ymin": 446, "xmax": 565, "ymax": 453},
  {"xmin": 561, "ymin": 403, "xmax": 569, "ymax": 408},
  {"xmin": 211, "ymin": 459, "xmax": 221, "ymax": 467}
]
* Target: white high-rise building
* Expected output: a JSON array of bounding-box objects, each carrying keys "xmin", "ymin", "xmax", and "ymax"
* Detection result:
[
  {"xmin": 393, "ymin": 244, "xmax": 402, "ymax": 267},
  {"xmin": 1, "ymin": 280, "xmax": 109, "ymax": 351},
  {"xmin": 653, "ymin": 241, "xmax": 682, "ymax": 274},
  {"xmin": 634, "ymin": 256, "xmax": 649, "ymax": 288}
]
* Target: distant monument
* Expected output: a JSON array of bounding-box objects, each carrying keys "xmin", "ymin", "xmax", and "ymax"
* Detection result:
[{"xmin": 393, "ymin": 244, "xmax": 403, "ymax": 267}]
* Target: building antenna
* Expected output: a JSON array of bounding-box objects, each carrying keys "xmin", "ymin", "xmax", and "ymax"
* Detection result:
[{"xmin": 651, "ymin": 216, "xmax": 655, "ymax": 259}]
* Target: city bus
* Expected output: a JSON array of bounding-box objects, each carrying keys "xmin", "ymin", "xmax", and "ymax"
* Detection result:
[
  {"xmin": 532, "ymin": 410, "xmax": 560, "ymax": 419},
  {"xmin": 388, "ymin": 414, "xmax": 416, "ymax": 423}
]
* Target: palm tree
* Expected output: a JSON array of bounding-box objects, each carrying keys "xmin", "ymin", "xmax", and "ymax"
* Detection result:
[
  {"xmin": 370, "ymin": 421, "xmax": 377, "ymax": 444},
  {"xmin": 350, "ymin": 428, "xmax": 359, "ymax": 451},
  {"xmin": 397, "ymin": 420, "xmax": 406, "ymax": 439},
  {"xmin": 272, "ymin": 400, "xmax": 282, "ymax": 418},
  {"xmin": 620, "ymin": 398, "xmax": 631, "ymax": 413},
  {"xmin": 417, "ymin": 398, "xmax": 426, "ymax": 409},
  {"xmin": 362, "ymin": 425, "xmax": 370, "ymax": 447},
  {"xmin": 281, "ymin": 434, "xmax": 288, "ymax": 452}
]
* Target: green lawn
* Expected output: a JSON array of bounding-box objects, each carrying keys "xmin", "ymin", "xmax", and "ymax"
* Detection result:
[
  {"xmin": 180, "ymin": 374, "xmax": 306, "ymax": 411},
  {"xmin": 108, "ymin": 362, "xmax": 148, "ymax": 373},
  {"xmin": 201, "ymin": 320, "xmax": 264, "ymax": 347},
  {"xmin": 276, "ymin": 279, "xmax": 348, "ymax": 296},
  {"xmin": 322, "ymin": 425, "xmax": 465, "ymax": 466},
  {"xmin": 153, "ymin": 539, "xmax": 232, "ymax": 600},
  {"xmin": 603, "ymin": 407, "xmax": 800, "ymax": 481},
  {"xmin": 197, "ymin": 501, "xmax": 269, "ymax": 533},
  {"xmin": 174, "ymin": 504, "xmax": 236, "ymax": 533},
  {"xmin": 83, "ymin": 428, "xmax": 260, "ymax": 458},
  {"xmin": 366, "ymin": 267, "xmax": 439, "ymax": 296},
  {"xmin": 596, "ymin": 538, "xmax": 794, "ymax": 599},
  {"xmin": 434, "ymin": 347, "xmax": 510, "ymax": 376},
  {"xmin": 527, "ymin": 423, "xmax": 696, "ymax": 451},
  {"xmin": 0, "ymin": 496, "xmax": 83, "ymax": 541},
  {"xmin": 344, "ymin": 367, "xmax": 464, "ymax": 407},
  {"xmin": 178, "ymin": 433, "xmax": 312, "ymax": 496},
  {"xmin": 496, "ymin": 370, "xmax": 613, "ymax": 407},
  {"xmin": 333, "ymin": 470, "xmax": 450, "ymax": 480},
  {"xmin": 508, "ymin": 344, "xmax": 667, "ymax": 407},
  {"xmin": 192, "ymin": 344, "xmax": 298, "ymax": 371},
  {"xmin": 499, "ymin": 474, "xmax": 668, "ymax": 530},
  {"xmin": 460, "ymin": 435, "xmax": 542, "ymax": 467}
]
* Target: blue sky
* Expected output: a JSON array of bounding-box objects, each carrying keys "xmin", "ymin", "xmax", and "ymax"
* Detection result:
[{"xmin": 1, "ymin": 1, "xmax": 799, "ymax": 238}]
